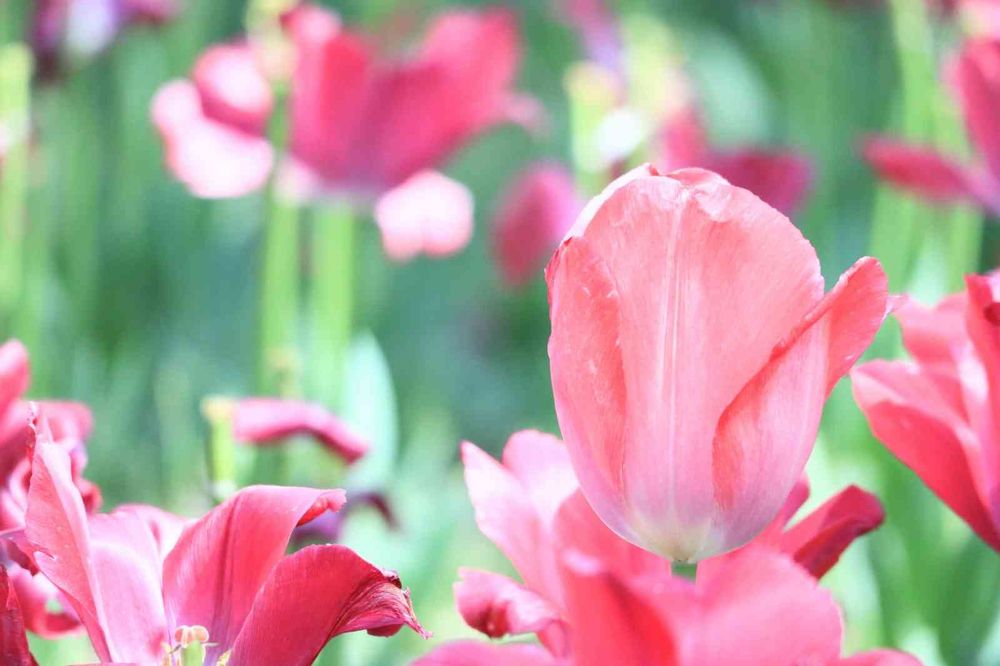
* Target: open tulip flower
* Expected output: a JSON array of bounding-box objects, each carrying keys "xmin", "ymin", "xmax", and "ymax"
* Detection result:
[
  {"xmin": 12, "ymin": 426, "xmax": 425, "ymax": 665},
  {"xmin": 546, "ymin": 165, "xmax": 889, "ymax": 562},
  {"xmin": 153, "ymin": 3, "xmax": 535, "ymax": 261},
  {"xmin": 863, "ymin": 37, "xmax": 1000, "ymax": 218},
  {"xmin": 414, "ymin": 430, "xmax": 917, "ymax": 666},
  {"xmin": 0, "ymin": 340, "xmax": 100, "ymax": 640},
  {"xmin": 852, "ymin": 271, "xmax": 1000, "ymax": 551}
]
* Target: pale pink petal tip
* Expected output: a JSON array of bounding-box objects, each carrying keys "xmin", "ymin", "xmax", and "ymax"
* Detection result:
[{"xmin": 375, "ymin": 170, "xmax": 474, "ymax": 262}]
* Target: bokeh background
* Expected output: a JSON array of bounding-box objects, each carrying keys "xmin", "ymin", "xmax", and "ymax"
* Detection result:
[{"xmin": 0, "ymin": 0, "xmax": 998, "ymax": 664}]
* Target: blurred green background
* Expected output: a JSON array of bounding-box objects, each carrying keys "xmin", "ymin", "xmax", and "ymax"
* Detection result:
[{"xmin": 1, "ymin": 0, "xmax": 998, "ymax": 664}]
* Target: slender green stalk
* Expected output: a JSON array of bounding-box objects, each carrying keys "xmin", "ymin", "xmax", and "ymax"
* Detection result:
[
  {"xmin": 202, "ymin": 397, "xmax": 237, "ymax": 504},
  {"xmin": 310, "ymin": 203, "xmax": 355, "ymax": 407},
  {"xmin": 0, "ymin": 44, "xmax": 31, "ymax": 332},
  {"xmin": 258, "ymin": 195, "xmax": 301, "ymax": 395}
]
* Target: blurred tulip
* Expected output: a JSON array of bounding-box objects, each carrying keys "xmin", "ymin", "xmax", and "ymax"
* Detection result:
[
  {"xmin": 232, "ymin": 396, "xmax": 369, "ymax": 464},
  {"xmin": 151, "ymin": 43, "xmax": 275, "ymax": 199},
  {"xmin": 16, "ymin": 433, "xmax": 425, "ymax": 665},
  {"xmin": 547, "ymin": 165, "xmax": 888, "ymax": 562},
  {"xmin": 31, "ymin": 0, "xmax": 180, "ymax": 80},
  {"xmin": 492, "ymin": 162, "xmax": 583, "ymax": 287},
  {"xmin": 852, "ymin": 272, "xmax": 1000, "ymax": 551},
  {"xmin": 416, "ymin": 431, "xmax": 915, "ymax": 666},
  {"xmin": 864, "ymin": 38, "xmax": 1000, "ymax": 217},
  {"xmin": 550, "ymin": 0, "xmax": 623, "ymax": 72},
  {"xmin": 0, "ymin": 340, "xmax": 98, "ymax": 640},
  {"xmin": 660, "ymin": 107, "xmax": 814, "ymax": 216}
]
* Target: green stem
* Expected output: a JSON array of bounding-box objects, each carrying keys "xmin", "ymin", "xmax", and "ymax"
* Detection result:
[
  {"xmin": 202, "ymin": 397, "xmax": 237, "ymax": 504},
  {"xmin": 310, "ymin": 203, "xmax": 355, "ymax": 407},
  {"xmin": 0, "ymin": 44, "xmax": 31, "ymax": 332},
  {"xmin": 258, "ymin": 195, "xmax": 301, "ymax": 395}
]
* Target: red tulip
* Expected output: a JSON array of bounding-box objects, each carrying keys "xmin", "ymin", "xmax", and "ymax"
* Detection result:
[
  {"xmin": 416, "ymin": 431, "xmax": 916, "ymax": 666},
  {"xmin": 16, "ymin": 430, "xmax": 426, "ymax": 665},
  {"xmin": 0, "ymin": 340, "xmax": 98, "ymax": 640},
  {"xmin": 660, "ymin": 107, "xmax": 814, "ymax": 216},
  {"xmin": 546, "ymin": 165, "xmax": 888, "ymax": 561},
  {"xmin": 863, "ymin": 38, "xmax": 1000, "ymax": 217},
  {"xmin": 492, "ymin": 162, "xmax": 583, "ymax": 287},
  {"xmin": 151, "ymin": 43, "xmax": 275, "ymax": 199},
  {"xmin": 0, "ymin": 567, "xmax": 36, "ymax": 666},
  {"xmin": 232, "ymin": 397, "xmax": 369, "ymax": 464},
  {"xmin": 852, "ymin": 272, "xmax": 1000, "ymax": 551}
]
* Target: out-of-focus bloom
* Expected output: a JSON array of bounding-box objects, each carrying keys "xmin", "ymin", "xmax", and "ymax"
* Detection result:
[
  {"xmin": 414, "ymin": 431, "xmax": 915, "ymax": 666},
  {"xmin": 0, "ymin": 567, "xmax": 36, "ymax": 666},
  {"xmin": 852, "ymin": 272, "xmax": 1000, "ymax": 551},
  {"xmin": 550, "ymin": 0, "xmax": 622, "ymax": 72},
  {"xmin": 660, "ymin": 107, "xmax": 814, "ymax": 216},
  {"xmin": 0, "ymin": 340, "xmax": 98, "ymax": 640},
  {"xmin": 232, "ymin": 396, "xmax": 369, "ymax": 464},
  {"xmin": 151, "ymin": 43, "xmax": 275, "ymax": 199},
  {"xmin": 492, "ymin": 162, "xmax": 583, "ymax": 287},
  {"xmin": 546, "ymin": 165, "xmax": 888, "ymax": 562},
  {"xmin": 31, "ymin": 0, "xmax": 180, "ymax": 80},
  {"xmin": 15, "ymin": 431, "xmax": 425, "ymax": 665},
  {"xmin": 863, "ymin": 38, "xmax": 1000, "ymax": 217}
]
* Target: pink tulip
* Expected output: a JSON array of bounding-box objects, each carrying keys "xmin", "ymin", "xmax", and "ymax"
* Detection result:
[
  {"xmin": 15, "ymin": 428, "xmax": 426, "ymax": 665},
  {"xmin": 416, "ymin": 431, "xmax": 916, "ymax": 666},
  {"xmin": 492, "ymin": 162, "xmax": 583, "ymax": 286},
  {"xmin": 232, "ymin": 397, "xmax": 369, "ymax": 464},
  {"xmin": 0, "ymin": 340, "xmax": 99, "ymax": 640},
  {"xmin": 852, "ymin": 272, "xmax": 1000, "ymax": 551},
  {"xmin": 546, "ymin": 165, "xmax": 888, "ymax": 561},
  {"xmin": 0, "ymin": 567, "xmax": 36, "ymax": 666},
  {"xmin": 863, "ymin": 38, "xmax": 1000, "ymax": 217},
  {"xmin": 660, "ymin": 107, "xmax": 814, "ymax": 216}
]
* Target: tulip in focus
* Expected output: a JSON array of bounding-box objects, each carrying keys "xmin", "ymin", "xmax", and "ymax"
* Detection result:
[
  {"xmin": 852, "ymin": 272, "xmax": 1000, "ymax": 551},
  {"xmin": 546, "ymin": 165, "xmax": 889, "ymax": 561},
  {"xmin": 414, "ymin": 430, "xmax": 916, "ymax": 666},
  {"xmin": 13, "ymin": 426, "xmax": 425, "ymax": 665},
  {"xmin": 863, "ymin": 38, "xmax": 1000, "ymax": 217}
]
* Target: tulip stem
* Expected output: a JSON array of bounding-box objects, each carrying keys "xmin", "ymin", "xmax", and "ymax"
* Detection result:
[
  {"xmin": 310, "ymin": 202, "xmax": 355, "ymax": 407},
  {"xmin": 0, "ymin": 44, "xmax": 31, "ymax": 334},
  {"xmin": 202, "ymin": 397, "xmax": 238, "ymax": 503},
  {"xmin": 258, "ymin": 195, "xmax": 301, "ymax": 396}
]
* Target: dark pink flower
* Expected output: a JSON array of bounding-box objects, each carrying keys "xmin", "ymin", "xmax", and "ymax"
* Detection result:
[
  {"xmin": 232, "ymin": 397, "xmax": 369, "ymax": 465},
  {"xmin": 863, "ymin": 38, "xmax": 1000, "ymax": 217},
  {"xmin": 492, "ymin": 162, "xmax": 583, "ymax": 287},
  {"xmin": 852, "ymin": 272, "xmax": 1000, "ymax": 551},
  {"xmin": 17, "ymin": 429, "xmax": 425, "ymax": 665},
  {"xmin": 0, "ymin": 567, "xmax": 36, "ymax": 666}
]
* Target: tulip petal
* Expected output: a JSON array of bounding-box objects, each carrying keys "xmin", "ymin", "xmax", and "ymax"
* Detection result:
[
  {"xmin": 413, "ymin": 641, "xmax": 560, "ymax": 666},
  {"xmin": 374, "ymin": 170, "xmax": 474, "ymax": 262},
  {"xmin": 852, "ymin": 362, "xmax": 1000, "ymax": 549},
  {"xmin": 0, "ymin": 342, "xmax": 29, "ymax": 418},
  {"xmin": 839, "ymin": 650, "xmax": 925, "ymax": 666},
  {"xmin": 862, "ymin": 137, "xmax": 975, "ymax": 203},
  {"xmin": 151, "ymin": 80, "xmax": 274, "ymax": 199},
  {"xmin": 955, "ymin": 39, "xmax": 1000, "ymax": 180},
  {"xmin": 0, "ymin": 567, "xmax": 37, "ymax": 666},
  {"xmin": 191, "ymin": 43, "xmax": 272, "ymax": 136},
  {"xmin": 228, "ymin": 544, "xmax": 425, "ymax": 665},
  {"xmin": 25, "ymin": 437, "xmax": 167, "ymax": 663},
  {"xmin": 162, "ymin": 485, "xmax": 346, "ymax": 662},
  {"xmin": 232, "ymin": 397, "xmax": 368, "ymax": 464},
  {"xmin": 8, "ymin": 566, "xmax": 80, "ymax": 638},
  {"xmin": 499, "ymin": 430, "xmax": 578, "ymax": 527},
  {"xmin": 454, "ymin": 568, "xmax": 563, "ymax": 640},
  {"xmin": 711, "ymin": 257, "xmax": 887, "ymax": 554},
  {"xmin": 705, "ymin": 149, "xmax": 813, "ymax": 215},
  {"xmin": 778, "ymin": 485, "xmax": 884, "ymax": 579}
]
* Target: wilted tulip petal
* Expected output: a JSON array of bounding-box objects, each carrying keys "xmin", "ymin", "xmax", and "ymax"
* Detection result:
[
  {"xmin": 492, "ymin": 162, "xmax": 582, "ymax": 286},
  {"xmin": 547, "ymin": 165, "xmax": 887, "ymax": 561},
  {"xmin": 374, "ymin": 170, "xmax": 474, "ymax": 262},
  {"xmin": 0, "ymin": 567, "xmax": 37, "ymax": 666},
  {"xmin": 233, "ymin": 397, "xmax": 369, "ymax": 464},
  {"xmin": 229, "ymin": 544, "xmax": 425, "ymax": 664},
  {"xmin": 151, "ymin": 44, "xmax": 274, "ymax": 199}
]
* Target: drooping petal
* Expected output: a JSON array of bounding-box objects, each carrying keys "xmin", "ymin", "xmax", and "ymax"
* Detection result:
[
  {"xmin": 492, "ymin": 162, "xmax": 582, "ymax": 286},
  {"xmin": 862, "ymin": 137, "xmax": 974, "ymax": 203},
  {"xmin": 547, "ymin": 165, "xmax": 826, "ymax": 561},
  {"xmin": 24, "ymin": 437, "xmax": 167, "ymax": 663},
  {"xmin": 955, "ymin": 39, "xmax": 1000, "ymax": 180},
  {"xmin": 374, "ymin": 170, "xmax": 474, "ymax": 262},
  {"xmin": 0, "ymin": 567, "xmax": 36, "ymax": 666},
  {"xmin": 710, "ymin": 257, "xmax": 887, "ymax": 555},
  {"xmin": 413, "ymin": 641, "xmax": 560, "ymax": 666},
  {"xmin": 232, "ymin": 397, "xmax": 368, "ymax": 464},
  {"xmin": 191, "ymin": 43, "xmax": 272, "ymax": 136},
  {"xmin": 162, "ymin": 485, "xmax": 346, "ymax": 662},
  {"xmin": 852, "ymin": 362, "xmax": 1000, "ymax": 550},
  {"xmin": 228, "ymin": 544, "xmax": 425, "ymax": 665},
  {"xmin": 151, "ymin": 80, "xmax": 274, "ymax": 199},
  {"xmin": 454, "ymin": 568, "xmax": 563, "ymax": 640}
]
